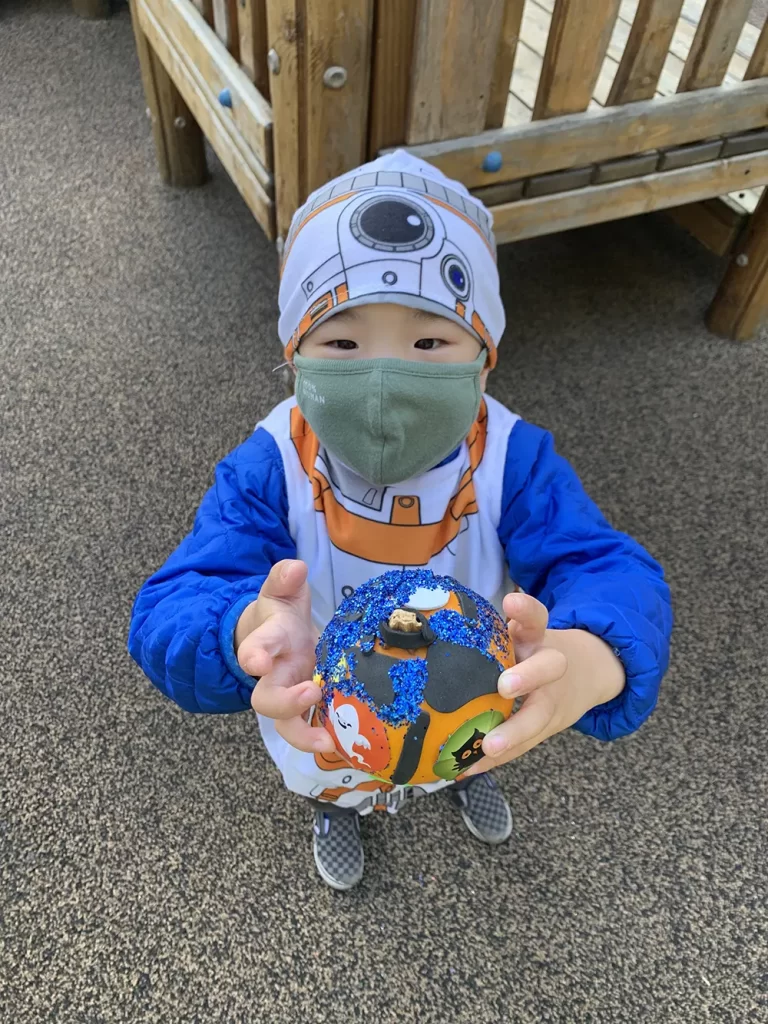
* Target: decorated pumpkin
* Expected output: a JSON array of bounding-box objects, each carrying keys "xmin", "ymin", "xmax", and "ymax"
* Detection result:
[{"xmin": 314, "ymin": 569, "xmax": 516, "ymax": 785}]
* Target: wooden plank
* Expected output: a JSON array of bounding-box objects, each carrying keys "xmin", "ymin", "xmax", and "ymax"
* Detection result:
[
  {"xmin": 368, "ymin": 0, "xmax": 418, "ymax": 154},
  {"xmin": 667, "ymin": 196, "xmax": 746, "ymax": 255},
  {"xmin": 607, "ymin": 0, "xmax": 685, "ymax": 103},
  {"xmin": 677, "ymin": 0, "xmax": 752, "ymax": 91},
  {"xmin": 212, "ymin": 0, "xmax": 240, "ymax": 59},
  {"xmin": 190, "ymin": 0, "xmax": 213, "ymax": 25},
  {"xmin": 265, "ymin": 0, "xmax": 302, "ymax": 239},
  {"xmin": 680, "ymin": 0, "xmax": 760, "ymax": 55},
  {"xmin": 137, "ymin": 0, "xmax": 275, "ymax": 236},
  {"xmin": 238, "ymin": 0, "xmax": 270, "ymax": 98},
  {"xmin": 746, "ymin": 22, "xmax": 768, "ymax": 80},
  {"xmin": 721, "ymin": 129, "xmax": 768, "ymax": 158},
  {"xmin": 486, "ymin": 0, "xmax": 526, "ymax": 129},
  {"xmin": 148, "ymin": 44, "xmax": 208, "ymax": 186},
  {"xmin": 143, "ymin": 0, "xmax": 272, "ymax": 171},
  {"xmin": 303, "ymin": 0, "xmax": 374, "ymax": 194},
  {"xmin": 533, "ymin": 0, "xmax": 621, "ymax": 118},
  {"xmin": 658, "ymin": 138, "xmax": 723, "ymax": 170},
  {"xmin": 524, "ymin": 165, "xmax": 594, "ymax": 197},
  {"xmin": 490, "ymin": 149, "xmax": 768, "ymax": 244},
  {"xmin": 405, "ymin": 80, "xmax": 768, "ymax": 188},
  {"xmin": 406, "ymin": 0, "xmax": 507, "ymax": 143},
  {"xmin": 129, "ymin": 0, "xmax": 172, "ymax": 182},
  {"xmin": 708, "ymin": 190, "xmax": 768, "ymax": 339},
  {"xmin": 593, "ymin": 151, "xmax": 659, "ymax": 182},
  {"xmin": 471, "ymin": 181, "xmax": 526, "ymax": 206}
]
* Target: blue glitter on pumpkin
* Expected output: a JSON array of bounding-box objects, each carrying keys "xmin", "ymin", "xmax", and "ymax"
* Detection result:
[
  {"xmin": 315, "ymin": 569, "xmax": 511, "ymax": 721},
  {"xmin": 380, "ymin": 658, "xmax": 429, "ymax": 726}
]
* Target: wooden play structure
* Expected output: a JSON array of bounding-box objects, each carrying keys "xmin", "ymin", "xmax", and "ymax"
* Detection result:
[{"xmin": 126, "ymin": 0, "xmax": 768, "ymax": 341}]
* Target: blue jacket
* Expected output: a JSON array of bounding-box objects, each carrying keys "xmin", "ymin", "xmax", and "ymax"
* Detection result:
[{"xmin": 129, "ymin": 419, "xmax": 672, "ymax": 741}]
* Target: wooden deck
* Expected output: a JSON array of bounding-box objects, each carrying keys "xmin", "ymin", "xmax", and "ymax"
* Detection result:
[{"xmin": 505, "ymin": 0, "xmax": 763, "ymax": 216}]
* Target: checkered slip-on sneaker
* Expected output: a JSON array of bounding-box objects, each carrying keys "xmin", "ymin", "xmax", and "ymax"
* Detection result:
[
  {"xmin": 449, "ymin": 773, "xmax": 513, "ymax": 845},
  {"xmin": 312, "ymin": 809, "xmax": 364, "ymax": 890}
]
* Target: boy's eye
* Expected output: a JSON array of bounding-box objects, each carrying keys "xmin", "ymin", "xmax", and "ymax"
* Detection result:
[
  {"xmin": 327, "ymin": 339, "xmax": 358, "ymax": 350},
  {"xmin": 414, "ymin": 338, "xmax": 444, "ymax": 351}
]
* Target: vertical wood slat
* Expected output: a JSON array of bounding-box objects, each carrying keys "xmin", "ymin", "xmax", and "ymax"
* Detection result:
[
  {"xmin": 533, "ymin": 0, "xmax": 622, "ymax": 119},
  {"xmin": 212, "ymin": 0, "xmax": 240, "ymax": 59},
  {"xmin": 406, "ymin": 0, "xmax": 507, "ymax": 144},
  {"xmin": 190, "ymin": 0, "xmax": 213, "ymax": 25},
  {"xmin": 303, "ymin": 0, "xmax": 374, "ymax": 196},
  {"xmin": 368, "ymin": 0, "xmax": 418, "ymax": 155},
  {"xmin": 677, "ymin": 0, "xmax": 752, "ymax": 92},
  {"xmin": 129, "ymin": 0, "xmax": 171, "ymax": 182},
  {"xmin": 745, "ymin": 20, "xmax": 768, "ymax": 80},
  {"xmin": 485, "ymin": 0, "xmax": 526, "ymax": 129},
  {"xmin": 265, "ymin": 0, "xmax": 302, "ymax": 239},
  {"xmin": 128, "ymin": 1, "xmax": 207, "ymax": 186},
  {"xmin": 707, "ymin": 190, "xmax": 768, "ymax": 341},
  {"xmin": 606, "ymin": 0, "xmax": 684, "ymax": 105},
  {"xmin": 238, "ymin": 0, "xmax": 270, "ymax": 98}
]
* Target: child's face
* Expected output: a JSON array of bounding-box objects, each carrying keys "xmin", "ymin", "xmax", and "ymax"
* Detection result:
[{"xmin": 298, "ymin": 303, "xmax": 487, "ymax": 386}]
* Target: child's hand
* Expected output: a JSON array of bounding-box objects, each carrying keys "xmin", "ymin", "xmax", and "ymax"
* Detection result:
[
  {"xmin": 236, "ymin": 560, "xmax": 334, "ymax": 754},
  {"xmin": 461, "ymin": 592, "xmax": 625, "ymax": 776}
]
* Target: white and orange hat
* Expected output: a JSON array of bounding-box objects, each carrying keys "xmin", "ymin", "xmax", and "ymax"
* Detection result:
[{"xmin": 278, "ymin": 150, "xmax": 505, "ymax": 368}]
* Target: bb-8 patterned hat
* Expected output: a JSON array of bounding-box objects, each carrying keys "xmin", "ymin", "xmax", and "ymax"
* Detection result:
[{"xmin": 278, "ymin": 150, "xmax": 506, "ymax": 368}]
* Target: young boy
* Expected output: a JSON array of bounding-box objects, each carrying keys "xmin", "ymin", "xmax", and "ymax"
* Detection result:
[{"xmin": 129, "ymin": 151, "xmax": 672, "ymax": 890}]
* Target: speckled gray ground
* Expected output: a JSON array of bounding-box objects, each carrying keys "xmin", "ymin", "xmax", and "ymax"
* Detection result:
[{"xmin": 1, "ymin": 3, "xmax": 767, "ymax": 1023}]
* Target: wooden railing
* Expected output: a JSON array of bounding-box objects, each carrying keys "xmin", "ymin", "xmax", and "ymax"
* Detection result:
[{"xmin": 130, "ymin": 0, "xmax": 768, "ymax": 338}]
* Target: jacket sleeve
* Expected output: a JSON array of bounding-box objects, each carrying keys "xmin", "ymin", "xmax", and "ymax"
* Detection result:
[
  {"xmin": 128, "ymin": 427, "xmax": 297, "ymax": 714},
  {"xmin": 497, "ymin": 420, "xmax": 672, "ymax": 741}
]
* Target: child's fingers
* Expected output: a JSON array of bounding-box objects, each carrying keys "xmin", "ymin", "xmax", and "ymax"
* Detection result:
[
  {"xmin": 497, "ymin": 646, "xmax": 568, "ymax": 699},
  {"xmin": 237, "ymin": 618, "xmax": 292, "ymax": 676},
  {"xmin": 250, "ymin": 676, "xmax": 321, "ymax": 720},
  {"xmin": 503, "ymin": 591, "xmax": 549, "ymax": 648},
  {"xmin": 275, "ymin": 715, "xmax": 335, "ymax": 754},
  {"xmin": 462, "ymin": 690, "xmax": 556, "ymax": 776},
  {"xmin": 257, "ymin": 559, "xmax": 308, "ymax": 605}
]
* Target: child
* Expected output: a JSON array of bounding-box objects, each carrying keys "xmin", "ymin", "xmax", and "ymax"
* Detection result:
[{"xmin": 129, "ymin": 151, "xmax": 672, "ymax": 890}]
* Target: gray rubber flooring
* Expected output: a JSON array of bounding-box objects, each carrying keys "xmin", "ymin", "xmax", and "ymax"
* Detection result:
[{"xmin": 1, "ymin": 3, "xmax": 766, "ymax": 1022}]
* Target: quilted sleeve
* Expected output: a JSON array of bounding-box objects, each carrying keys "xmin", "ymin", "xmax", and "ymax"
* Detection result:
[
  {"xmin": 128, "ymin": 427, "xmax": 297, "ymax": 714},
  {"xmin": 497, "ymin": 420, "xmax": 673, "ymax": 741}
]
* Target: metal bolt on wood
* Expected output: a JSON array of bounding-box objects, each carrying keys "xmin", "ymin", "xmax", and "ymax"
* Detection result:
[
  {"xmin": 735, "ymin": 253, "xmax": 750, "ymax": 267},
  {"xmin": 267, "ymin": 48, "xmax": 281, "ymax": 75},
  {"xmin": 174, "ymin": 116, "xmax": 187, "ymax": 129},
  {"xmin": 323, "ymin": 66, "xmax": 348, "ymax": 89}
]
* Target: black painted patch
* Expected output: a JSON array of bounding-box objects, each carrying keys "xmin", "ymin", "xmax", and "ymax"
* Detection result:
[
  {"xmin": 348, "ymin": 650, "xmax": 396, "ymax": 706},
  {"xmin": 391, "ymin": 710, "xmax": 431, "ymax": 785},
  {"xmin": 457, "ymin": 590, "xmax": 478, "ymax": 621},
  {"xmin": 424, "ymin": 641, "xmax": 500, "ymax": 714}
]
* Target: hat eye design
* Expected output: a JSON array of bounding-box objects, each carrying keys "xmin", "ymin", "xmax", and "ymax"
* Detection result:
[
  {"xmin": 350, "ymin": 198, "xmax": 434, "ymax": 252},
  {"xmin": 441, "ymin": 254, "xmax": 471, "ymax": 301}
]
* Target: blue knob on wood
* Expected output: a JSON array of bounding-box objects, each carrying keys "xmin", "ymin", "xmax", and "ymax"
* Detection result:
[
  {"xmin": 218, "ymin": 87, "xmax": 233, "ymax": 108},
  {"xmin": 482, "ymin": 150, "xmax": 503, "ymax": 173}
]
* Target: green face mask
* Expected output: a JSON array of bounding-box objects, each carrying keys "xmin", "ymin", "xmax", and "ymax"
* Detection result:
[{"xmin": 293, "ymin": 351, "xmax": 486, "ymax": 486}]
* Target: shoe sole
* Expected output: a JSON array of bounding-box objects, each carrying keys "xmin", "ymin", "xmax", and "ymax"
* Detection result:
[
  {"xmin": 458, "ymin": 806, "xmax": 513, "ymax": 846},
  {"xmin": 313, "ymin": 840, "xmax": 364, "ymax": 891}
]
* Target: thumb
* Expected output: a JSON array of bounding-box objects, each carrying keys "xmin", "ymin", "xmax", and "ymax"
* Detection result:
[
  {"xmin": 503, "ymin": 591, "xmax": 548, "ymax": 647},
  {"xmin": 258, "ymin": 559, "xmax": 309, "ymax": 605}
]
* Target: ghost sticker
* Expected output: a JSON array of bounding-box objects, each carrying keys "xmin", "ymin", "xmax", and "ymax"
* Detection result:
[
  {"xmin": 324, "ymin": 691, "xmax": 391, "ymax": 775},
  {"xmin": 432, "ymin": 710, "xmax": 506, "ymax": 781}
]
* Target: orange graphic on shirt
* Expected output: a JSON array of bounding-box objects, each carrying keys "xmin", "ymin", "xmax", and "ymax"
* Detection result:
[{"xmin": 290, "ymin": 401, "xmax": 488, "ymax": 566}]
